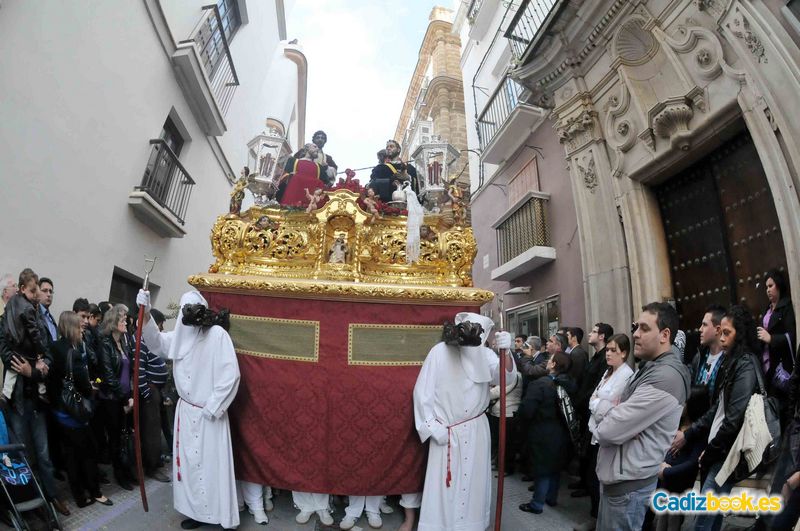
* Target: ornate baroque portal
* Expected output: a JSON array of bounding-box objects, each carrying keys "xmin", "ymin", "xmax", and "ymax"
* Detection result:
[
  {"xmin": 509, "ymin": 0, "xmax": 800, "ymax": 333},
  {"xmin": 655, "ymin": 131, "xmax": 788, "ymax": 327}
]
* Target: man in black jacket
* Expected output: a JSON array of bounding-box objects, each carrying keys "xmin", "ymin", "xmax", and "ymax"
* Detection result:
[
  {"xmin": 566, "ymin": 327, "xmax": 589, "ymax": 391},
  {"xmin": 570, "ymin": 323, "xmax": 613, "ymax": 500},
  {"xmin": 0, "ymin": 268, "xmax": 67, "ymax": 515}
]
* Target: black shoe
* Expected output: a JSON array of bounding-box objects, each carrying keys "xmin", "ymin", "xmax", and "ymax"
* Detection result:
[
  {"xmin": 571, "ymin": 489, "xmax": 589, "ymax": 498},
  {"xmin": 181, "ymin": 518, "xmax": 204, "ymax": 529},
  {"xmin": 568, "ymin": 480, "xmax": 584, "ymax": 490},
  {"xmin": 519, "ymin": 503, "xmax": 543, "ymax": 514},
  {"xmin": 521, "ymin": 475, "xmax": 534, "ymax": 482},
  {"xmin": 76, "ymin": 498, "xmax": 96, "ymax": 509},
  {"xmin": 99, "ymin": 475, "xmax": 111, "ymax": 485},
  {"xmin": 94, "ymin": 496, "xmax": 113, "ymax": 506},
  {"xmin": 117, "ymin": 479, "xmax": 133, "ymax": 491}
]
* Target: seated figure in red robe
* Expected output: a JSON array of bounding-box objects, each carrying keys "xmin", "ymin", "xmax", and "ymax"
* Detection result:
[{"xmin": 276, "ymin": 143, "xmax": 326, "ymax": 207}]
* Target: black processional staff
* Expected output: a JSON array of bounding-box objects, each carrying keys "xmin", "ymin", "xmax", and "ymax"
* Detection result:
[{"xmin": 133, "ymin": 256, "xmax": 157, "ymax": 512}]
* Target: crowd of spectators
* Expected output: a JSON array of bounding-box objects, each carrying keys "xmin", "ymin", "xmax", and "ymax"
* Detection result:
[
  {"xmin": 490, "ymin": 269, "xmax": 799, "ymax": 531},
  {"xmin": 0, "ymin": 268, "xmax": 175, "ymax": 517}
]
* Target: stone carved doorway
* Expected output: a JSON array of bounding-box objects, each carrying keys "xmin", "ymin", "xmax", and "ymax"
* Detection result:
[{"xmin": 655, "ymin": 130, "xmax": 788, "ymax": 329}]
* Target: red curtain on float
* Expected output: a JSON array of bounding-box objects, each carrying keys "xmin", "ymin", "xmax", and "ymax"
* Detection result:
[{"xmin": 203, "ymin": 292, "xmax": 476, "ymax": 495}]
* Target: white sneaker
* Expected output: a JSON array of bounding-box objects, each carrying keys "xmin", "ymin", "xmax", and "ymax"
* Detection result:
[
  {"xmin": 379, "ymin": 499, "xmax": 394, "ymax": 514},
  {"xmin": 339, "ymin": 515, "xmax": 358, "ymax": 530},
  {"xmin": 367, "ymin": 511, "xmax": 383, "ymax": 528},
  {"xmin": 317, "ymin": 509, "xmax": 334, "ymax": 526},
  {"xmin": 264, "ymin": 497, "xmax": 274, "ymax": 511},
  {"xmin": 296, "ymin": 510, "xmax": 313, "ymax": 524},
  {"xmin": 249, "ymin": 508, "xmax": 269, "ymax": 525}
]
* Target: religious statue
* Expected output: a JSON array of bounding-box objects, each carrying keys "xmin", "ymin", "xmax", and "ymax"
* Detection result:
[
  {"xmin": 254, "ymin": 215, "xmax": 275, "ymax": 231},
  {"xmin": 368, "ymin": 140, "xmax": 418, "ymax": 202},
  {"xmin": 420, "ymin": 224, "xmax": 438, "ymax": 243},
  {"xmin": 311, "ymin": 130, "xmax": 338, "ymax": 186},
  {"xmin": 275, "ymin": 144, "xmax": 326, "ymax": 207},
  {"xmin": 305, "ymin": 188, "xmax": 324, "ymax": 213},
  {"xmin": 361, "ymin": 187, "xmax": 381, "ymax": 223},
  {"xmin": 328, "ymin": 235, "xmax": 348, "ymax": 264},
  {"xmin": 229, "ymin": 166, "xmax": 251, "ymax": 215},
  {"xmin": 447, "ymin": 179, "xmax": 468, "ymax": 226}
]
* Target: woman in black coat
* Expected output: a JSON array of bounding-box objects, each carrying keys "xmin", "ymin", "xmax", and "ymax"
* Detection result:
[
  {"xmin": 48, "ymin": 311, "xmax": 112, "ymax": 508},
  {"xmin": 97, "ymin": 304, "xmax": 136, "ymax": 490},
  {"xmin": 517, "ymin": 351, "xmax": 576, "ymax": 515},
  {"xmin": 757, "ymin": 269, "xmax": 796, "ymax": 426}
]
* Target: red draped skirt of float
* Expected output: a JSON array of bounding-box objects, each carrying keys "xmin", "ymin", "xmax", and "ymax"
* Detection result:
[{"xmin": 203, "ymin": 292, "xmax": 477, "ymax": 495}]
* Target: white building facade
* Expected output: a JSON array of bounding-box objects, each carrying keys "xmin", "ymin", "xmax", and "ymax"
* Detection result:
[{"xmin": 0, "ymin": 0, "xmax": 306, "ymax": 315}]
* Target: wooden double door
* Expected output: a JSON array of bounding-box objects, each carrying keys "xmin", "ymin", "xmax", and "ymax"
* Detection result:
[{"xmin": 655, "ymin": 130, "xmax": 788, "ymax": 330}]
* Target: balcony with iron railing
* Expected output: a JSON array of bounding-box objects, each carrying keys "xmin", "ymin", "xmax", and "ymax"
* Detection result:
[
  {"xmin": 128, "ymin": 140, "xmax": 196, "ymax": 238},
  {"xmin": 504, "ymin": 0, "xmax": 560, "ymax": 62},
  {"xmin": 477, "ymin": 76, "xmax": 547, "ymax": 165},
  {"xmin": 491, "ymin": 192, "xmax": 555, "ymax": 281},
  {"xmin": 172, "ymin": 4, "xmax": 241, "ymax": 136}
]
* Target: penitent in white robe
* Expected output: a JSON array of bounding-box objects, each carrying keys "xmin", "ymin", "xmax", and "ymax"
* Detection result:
[
  {"xmin": 143, "ymin": 308, "xmax": 241, "ymax": 529},
  {"xmin": 414, "ymin": 342, "xmax": 507, "ymax": 531}
]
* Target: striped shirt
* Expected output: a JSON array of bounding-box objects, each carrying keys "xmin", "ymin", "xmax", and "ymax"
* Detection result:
[{"xmin": 137, "ymin": 341, "xmax": 168, "ymax": 400}]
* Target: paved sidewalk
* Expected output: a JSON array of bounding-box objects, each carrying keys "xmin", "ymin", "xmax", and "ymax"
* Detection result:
[
  {"xmin": 46, "ymin": 466, "xmax": 592, "ymax": 530},
  {"xmin": 6, "ymin": 464, "xmax": 760, "ymax": 530}
]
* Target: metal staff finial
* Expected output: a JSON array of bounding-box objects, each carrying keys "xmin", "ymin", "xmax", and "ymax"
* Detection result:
[{"xmin": 142, "ymin": 257, "xmax": 158, "ymax": 290}]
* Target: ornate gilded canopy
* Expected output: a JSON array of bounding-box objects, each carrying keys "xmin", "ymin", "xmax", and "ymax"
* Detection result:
[{"xmin": 190, "ymin": 189, "xmax": 493, "ymax": 304}]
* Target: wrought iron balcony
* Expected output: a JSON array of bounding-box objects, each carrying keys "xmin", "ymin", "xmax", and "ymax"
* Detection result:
[
  {"xmin": 504, "ymin": 0, "xmax": 559, "ymax": 62},
  {"xmin": 184, "ymin": 4, "xmax": 240, "ymax": 115},
  {"xmin": 172, "ymin": 3, "xmax": 240, "ymax": 135},
  {"xmin": 467, "ymin": 0, "xmax": 484, "ymax": 23},
  {"xmin": 477, "ymin": 76, "xmax": 547, "ymax": 165},
  {"xmin": 129, "ymin": 140, "xmax": 195, "ymax": 238},
  {"xmin": 491, "ymin": 192, "xmax": 555, "ymax": 281}
]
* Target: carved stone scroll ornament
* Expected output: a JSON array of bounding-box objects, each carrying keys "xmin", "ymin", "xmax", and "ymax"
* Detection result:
[
  {"xmin": 575, "ymin": 155, "xmax": 598, "ymax": 194},
  {"xmin": 727, "ymin": 9, "xmax": 768, "ymax": 64},
  {"xmin": 557, "ymin": 109, "xmax": 598, "ymax": 151}
]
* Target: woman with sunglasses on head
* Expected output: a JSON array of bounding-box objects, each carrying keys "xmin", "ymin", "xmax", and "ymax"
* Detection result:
[{"xmin": 48, "ymin": 311, "xmax": 112, "ymax": 508}]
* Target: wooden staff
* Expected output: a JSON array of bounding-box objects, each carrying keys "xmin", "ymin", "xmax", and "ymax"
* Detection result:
[
  {"xmin": 133, "ymin": 257, "xmax": 157, "ymax": 512},
  {"xmin": 494, "ymin": 311, "xmax": 508, "ymax": 531},
  {"xmin": 494, "ymin": 344, "xmax": 508, "ymax": 530}
]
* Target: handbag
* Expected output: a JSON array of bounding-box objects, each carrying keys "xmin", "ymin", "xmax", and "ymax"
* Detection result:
[
  {"xmin": 555, "ymin": 382, "xmax": 582, "ymax": 455},
  {"xmin": 61, "ymin": 347, "xmax": 94, "ymax": 422},
  {"xmin": 752, "ymin": 355, "xmax": 782, "ymax": 473}
]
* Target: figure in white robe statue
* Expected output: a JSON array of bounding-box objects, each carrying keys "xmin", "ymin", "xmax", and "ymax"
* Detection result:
[
  {"xmin": 137, "ymin": 290, "xmax": 241, "ymax": 530},
  {"xmin": 413, "ymin": 312, "xmax": 515, "ymax": 531}
]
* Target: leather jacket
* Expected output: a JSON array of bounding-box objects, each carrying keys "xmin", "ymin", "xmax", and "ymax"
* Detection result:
[
  {"xmin": 685, "ymin": 349, "xmax": 759, "ymax": 465},
  {"xmin": 98, "ymin": 334, "xmax": 131, "ymax": 400},
  {"xmin": 0, "ymin": 293, "xmax": 48, "ymax": 361}
]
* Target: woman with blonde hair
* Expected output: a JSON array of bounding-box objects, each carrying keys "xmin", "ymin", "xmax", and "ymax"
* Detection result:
[
  {"xmin": 48, "ymin": 311, "xmax": 112, "ymax": 508},
  {"xmin": 98, "ymin": 304, "xmax": 137, "ymax": 490}
]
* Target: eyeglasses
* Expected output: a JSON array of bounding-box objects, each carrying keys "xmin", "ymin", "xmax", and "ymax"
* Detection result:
[{"xmin": 631, "ymin": 322, "xmax": 639, "ymax": 334}]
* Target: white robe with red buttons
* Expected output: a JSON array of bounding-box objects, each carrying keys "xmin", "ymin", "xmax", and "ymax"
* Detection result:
[
  {"xmin": 413, "ymin": 342, "xmax": 510, "ymax": 531},
  {"xmin": 143, "ymin": 314, "xmax": 240, "ymax": 529}
]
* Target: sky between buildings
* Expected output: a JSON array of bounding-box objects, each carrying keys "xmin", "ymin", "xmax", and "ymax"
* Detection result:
[{"xmin": 287, "ymin": 0, "xmax": 458, "ymax": 182}]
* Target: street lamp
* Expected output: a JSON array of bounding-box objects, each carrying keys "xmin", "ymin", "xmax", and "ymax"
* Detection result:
[{"xmin": 498, "ymin": 286, "xmax": 531, "ymax": 330}]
